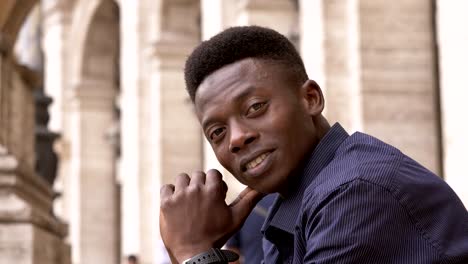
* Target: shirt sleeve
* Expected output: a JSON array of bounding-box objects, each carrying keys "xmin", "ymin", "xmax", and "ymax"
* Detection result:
[
  {"xmin": 225, "ymin": 231, "xmax": 241, "ymax": 249},
  {"xmin": 300, "ymin": 179, "xmax": 440, "ymax": 264}
]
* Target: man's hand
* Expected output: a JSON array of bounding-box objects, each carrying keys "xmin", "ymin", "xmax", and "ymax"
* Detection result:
[{"xmin": 160, "ymin": 169, "xmax": 263, "ymax": 263}]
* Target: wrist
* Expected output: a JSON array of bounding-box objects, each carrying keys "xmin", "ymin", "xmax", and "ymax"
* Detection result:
[
  {"xmin": 180, "ymin": 248, "xmax": 239, "ymax": 264},
  {"xmin": 174, "ymin": 245, "xmax": 213, "ymax": 264}
]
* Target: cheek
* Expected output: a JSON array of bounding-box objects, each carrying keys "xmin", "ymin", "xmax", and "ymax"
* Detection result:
[
  {"xmin": 267, "ymin": 107, "xmax": 299, "ymax": 136},
  {"xmin": 213, "ymin": 146, "xmax": 236, "ymax": 172},
  {"xmin": 212, "ymin": 146, "xmax": 250, "ymax": 184},
  {"xmin": 269, "ymin": 107, "xmax": 312, "ymax": 156}
]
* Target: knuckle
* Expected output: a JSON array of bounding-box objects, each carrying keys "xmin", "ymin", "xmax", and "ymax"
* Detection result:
[
  {"xmin": 160, "ymin": 198, "xmax": 172, "ymax": 211},
  {"xmin": 161, "ymin": 183, "xmax": 174, "ymax": 188},
  {"xmin": 177, "ymin": 172, "xmax": 190, "ymax": 179},
  {"xmin": 176, "ymin": 173, "xmax": 191, "ymax": 185},
  {"xmin": 207, "ymin": 184, "xmax": 220, "ymax": 193},
  {"xmin": 207, "ymin": 169, "xmax": 222, "ymax": 177},
  {"xmin": 207, "ymin": 181, "xmax": 225, "ymax": 195},
  {"xmin": 160, "ymin": 184, "xmax": 174, "ymax": 195},
  {"xmin": 186, "ymin": 183, "xmax": 203, "ymax": 194},
  {"xmin": 206, "ymin": 170, "xmax": 222, "ymax": 182}
]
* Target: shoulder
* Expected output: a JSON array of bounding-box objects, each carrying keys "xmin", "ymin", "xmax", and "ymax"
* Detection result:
[
  {"xmin": 302, "ymin": 132, "xmax": 403, "ymax": 208},
  {"xmin": 301, "ymin": 178, "xmax": 394, "ymax": 220},
  {"xmin": 295, "ymin": 179, "xmax": 443, "ymax": 262},
  {"xmin": 299, "ymin": 133, "xmax": 468, "ymax": 261}
]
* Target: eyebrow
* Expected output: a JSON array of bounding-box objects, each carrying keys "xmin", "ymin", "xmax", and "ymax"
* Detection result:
[
  {"xmin": 233, "ymin": 85, "xmax": 256, "ymax": 103},
  {"xmin": 201, "ymin": 85, "xmax": 257, "ymax": 130}
]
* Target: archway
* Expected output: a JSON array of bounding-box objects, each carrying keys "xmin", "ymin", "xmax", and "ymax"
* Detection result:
[{"xmin": 66, "ymin": 0, "xmax": 120, "ymax": 263}]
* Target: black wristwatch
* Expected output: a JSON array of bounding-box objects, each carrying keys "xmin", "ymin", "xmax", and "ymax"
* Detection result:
[{"xmin": 182, "ymin": 248, "xmax": 239, "ymax": 264}]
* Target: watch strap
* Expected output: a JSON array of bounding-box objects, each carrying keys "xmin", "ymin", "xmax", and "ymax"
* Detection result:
[{"xmin": 182, "ymin": 248, "xmax": 239, "ymax": 264}]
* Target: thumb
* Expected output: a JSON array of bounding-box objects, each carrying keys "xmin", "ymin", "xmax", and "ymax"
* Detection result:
[{"xmin": 229, "ymin": 187, "xmax": 265, "ymax": 227}]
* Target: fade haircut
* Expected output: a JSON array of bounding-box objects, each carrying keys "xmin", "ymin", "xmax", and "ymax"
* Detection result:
[{"xmin": 184, "ymin": 26, "xmax": 308, "ymax": 102}]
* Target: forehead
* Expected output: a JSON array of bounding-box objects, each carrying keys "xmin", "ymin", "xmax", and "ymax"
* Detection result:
[
  {"xmin": 193, "ymin": 59, "xmax": 298, "ymax": 130},
  {"xmin": 194, "ymin": 59, "xmax": 280, "ymax": 112}
]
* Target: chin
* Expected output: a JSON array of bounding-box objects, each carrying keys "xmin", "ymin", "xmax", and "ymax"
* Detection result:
[
  {"xmin": 247, "ymin": 185, "xmax": 270, "ymax": 194},
  {"xmin": 251, "ymin": 179, "xmax": 283, "ymax": 194}
]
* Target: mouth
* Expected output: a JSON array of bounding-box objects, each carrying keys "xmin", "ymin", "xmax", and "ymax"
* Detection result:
[{"xmin": 241, "ymin": 151, "xmax": 273, "ymax": 173}]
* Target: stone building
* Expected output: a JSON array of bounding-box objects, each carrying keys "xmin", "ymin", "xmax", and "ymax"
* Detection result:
[{"xmin": 0, "ymin": 0, "xmax": 467, "ymax": 263}]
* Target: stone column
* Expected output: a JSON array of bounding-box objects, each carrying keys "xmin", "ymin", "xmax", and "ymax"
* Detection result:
[
  {"xmin": 40, "ymin": 0, "xmax": 73, "ymax": 256},
  {"xmin": 306, "ymin": 0, "xmax": 440, "ymax": 173},
  {"xmin": 299, "ymin": 0, "xmax": 326, "ymax": 90},
  {"xmin": 148, "ymin": 39, "xmax": 204, "ymax": 262},
  {"xmin": 359, "ymin": 0, "xmax": 440, "ymax": 173},
  {"xmin": 201, "ymin": 0, "xmax": 238, "ymax": 39},
  {"xmin": 436, "ymin": 0, "xmax": 468, "ymax": 206},
  {"xmin": 41, "ymin": 0, "xmax": 71, "ymax": 133},
  {"xmin": 119, "ymin": 0, "xmax": 144, "ymax": 259},
  {"xmin": 144, "ymin": 1, "xmax": 203, "ymax": 262},
  {"xmin": 150, "ymin": 42, "xmax": 203, "ymax": 184},
  {"xmin": 67, "ymin": 82, "xmax": 118, "ymax": 264},
  {"xmin": 319, "ymin": 0, "xmax": 363, "ymax": 131},
  {"xmin": 237, "ymin": 0, "xmax": 296, "ymax": 37},
  {"xmin": 0, "ymin": 35, "xmax": 70, "ymax": 264},
  {"xmin": 0, "ymin": 147, "xmax": 71, "ymax": 264},
  {"xmin": 0, "ymin": 34, "xmax": 13, "ymax": 148}
]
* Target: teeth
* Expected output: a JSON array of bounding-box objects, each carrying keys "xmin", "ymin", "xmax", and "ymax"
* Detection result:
[{"xmin": 246, "ymin": 153, "xmax": 268, "ymax": 170}]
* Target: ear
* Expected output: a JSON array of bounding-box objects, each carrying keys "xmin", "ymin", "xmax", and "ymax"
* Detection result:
[{"xmin": 300, "ymin": 80, "xmax": 325, "ymax": 116}]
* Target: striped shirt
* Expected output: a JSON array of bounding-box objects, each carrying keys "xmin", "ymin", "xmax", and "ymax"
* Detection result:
[{"xmin": 261, "ymin": 123, "xmax": 468, "ymax": 263}]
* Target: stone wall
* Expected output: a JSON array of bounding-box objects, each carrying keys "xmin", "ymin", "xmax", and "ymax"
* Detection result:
[
  {"xmin": 437, "ymin": 0, "xmax": 468, "ymax": 206},
  {"xmin": 0, "ymin": 1, "xmax": 71, "ymax": 263}
]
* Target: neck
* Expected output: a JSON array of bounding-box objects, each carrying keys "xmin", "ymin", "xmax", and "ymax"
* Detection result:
[
  {"xmin": 314, "ymin": 116, "xmax": 331, "ymax": 141},
  {"xmin": 278, "ymin": 116, "xmax": 331, "ymax": 197}
]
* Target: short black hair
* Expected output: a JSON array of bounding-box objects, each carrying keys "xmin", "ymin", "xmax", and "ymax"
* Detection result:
[{"xmin": 184, "ymin": 26, "xmax": 308, "ymax": 102}]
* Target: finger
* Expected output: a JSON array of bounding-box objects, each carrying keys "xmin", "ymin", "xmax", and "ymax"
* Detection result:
[
  {"xmin": 222, "ymin": 181, "xmax": 228, "ymax": 194},
  {"xmin": 205, "ymin": 169, "xmax": 223, "ymax": 186},
  {"xmin": 160, "ymin": 184, "xmax": 175, "ymax": 199},
  {"xmin": 174, "ymin": 173, "xmax": 190, "ymax": 193},
  {"xmin": 190, "ymin": 171, "xmax": 206, "ymax": 185},
  {"xmin": 229, "ymin": 187, "xmax": 265, "ymax": 226},
  {"xmin": 206, "ymin": 169, "xmax": 227, "ymax": 196}
]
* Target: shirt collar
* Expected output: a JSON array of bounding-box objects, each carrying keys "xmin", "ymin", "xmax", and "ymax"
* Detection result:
[{"xmin": 262, "ymin": 123, "xmax": 349, "ymax": 235}]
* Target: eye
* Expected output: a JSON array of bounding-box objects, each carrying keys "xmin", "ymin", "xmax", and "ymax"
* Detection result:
[
  {"xmin": 209, "ymin": 127, "xmax": 226, "ymax": 141},
  {"xmin": 246, "ymin": 102, "xmax": 267, "ymax": 116}
]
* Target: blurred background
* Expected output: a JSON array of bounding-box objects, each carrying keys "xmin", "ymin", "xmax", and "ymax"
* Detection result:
[{"xmin": 0, "ymin": 0, "xmax": 466, "ymax": 263}]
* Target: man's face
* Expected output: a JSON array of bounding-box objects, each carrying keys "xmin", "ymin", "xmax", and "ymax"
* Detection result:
[{"xmin": 194, "ymin": 58, "xmax": 320, "ymax": 194}]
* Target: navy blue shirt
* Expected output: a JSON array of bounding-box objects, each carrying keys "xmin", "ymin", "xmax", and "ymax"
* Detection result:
[
  {"xmin": 226, "ymin": 195, "xmax": 276, "ymax": 264},
  {"xmin": 261, "ymin": 123, "xmax": 468, "ymax": 263}
]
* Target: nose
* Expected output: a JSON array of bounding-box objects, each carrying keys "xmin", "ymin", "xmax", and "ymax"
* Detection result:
[{"xmin": 229, "ymin": 121, "xmax": 258, "ymax": 153}]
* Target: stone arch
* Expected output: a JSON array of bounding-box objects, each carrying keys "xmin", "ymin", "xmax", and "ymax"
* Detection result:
[
  {"xmin": 0, "ymin": 0, "xmax": 36, "ymax": 155},
  {"xmin": 67, "ymin": 0, "xmax": 120, "ymax": 87},
  {"xmin": 0, "ymin": 0, "xmax": 37, "ymax": 51},
  {"xmin": 80, "ymin": 0, "xmax": 119, "ymax": 89},
  {"xmin": 158, "ymin": 0, "xmax": 200, "ymax": 41},
  {"xmin": 65, "ymin": 0, "xmax": 121, "ymax": 263},
  {"xmin": 134, "ymin": 0, "xmax": 202, "ymax": 262}
]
